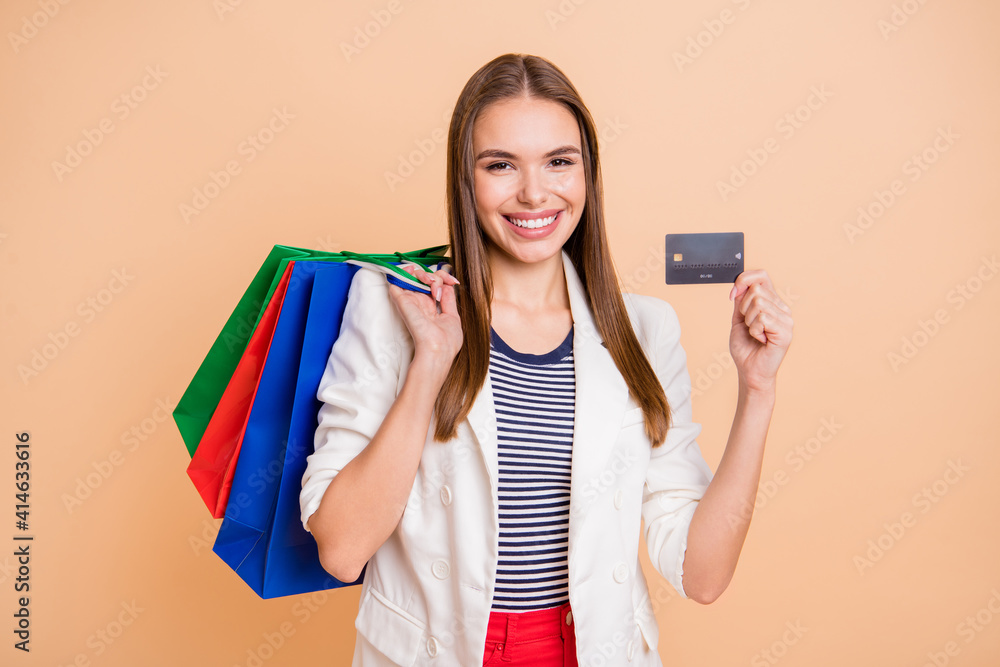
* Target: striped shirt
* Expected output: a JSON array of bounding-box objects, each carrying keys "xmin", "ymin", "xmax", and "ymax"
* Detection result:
[{"xmin": 488, "ymin": 324, "xmax": 575, "ymax": 612}]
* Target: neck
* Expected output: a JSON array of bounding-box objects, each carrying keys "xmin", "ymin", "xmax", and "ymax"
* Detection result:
[{"xmin": 487, "ymin": 246, "xmax": 569, "ymax": 314}]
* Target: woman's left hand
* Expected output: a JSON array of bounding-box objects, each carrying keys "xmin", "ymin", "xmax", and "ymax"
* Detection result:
[{"xmin": 728, "ymin": 270, "xmax": 793, "ymax": 393}]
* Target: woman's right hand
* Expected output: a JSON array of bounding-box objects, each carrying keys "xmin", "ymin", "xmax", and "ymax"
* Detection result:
[{"xmin": 386, "ymin": 264, "xmax": 464, "ymax": 369}]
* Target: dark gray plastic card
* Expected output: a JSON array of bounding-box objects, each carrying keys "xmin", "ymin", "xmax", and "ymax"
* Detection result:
[{"xmin": 664, "ymin": 232, "xmax": 744, "ymax": 284}]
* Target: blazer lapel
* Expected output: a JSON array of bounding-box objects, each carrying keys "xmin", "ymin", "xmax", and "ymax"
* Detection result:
[
  {"xmin": 463, "ymin": 249, "xmax": 631, "ymax": 518},
  {"xmin": 560, "ymin": 250, "xmax": 631, "ymax": 522},
  {"xmin": 466, "ymin": 358, "xmax": 498, "ymax": 499}
]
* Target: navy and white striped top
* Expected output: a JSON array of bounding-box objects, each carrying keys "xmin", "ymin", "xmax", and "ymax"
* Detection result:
[{"xmin": 488, "ymin": 324, "xmax": 575, "ymax": 612}]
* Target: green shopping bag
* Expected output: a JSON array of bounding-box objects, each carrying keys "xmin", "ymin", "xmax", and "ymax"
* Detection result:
[{"xmin": 173, "ymin": 243, "xmax": 450, "ymax": 457}]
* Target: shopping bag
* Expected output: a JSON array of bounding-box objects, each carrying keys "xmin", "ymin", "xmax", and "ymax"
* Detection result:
[
  {"xmin": 212, "ymin": 260, "xmax": 360, "ymax": 598},
  {"xmin": 173, "ymin": 245, "xmax": 316, "ymax": 457},
  {"xmin": 180, "ymin": 246, "xmax": 450, "ymax": 518},
  {"xmin": 186, "ymin": 262, "xmax": 294, "ymax": 518},
  {"xmin": 173, "ymin": 244, "xmax": 449, "ymax": 457},
  {"xmin": 262, "ymin": 265, "xmax": 367, "ymax": 596}
]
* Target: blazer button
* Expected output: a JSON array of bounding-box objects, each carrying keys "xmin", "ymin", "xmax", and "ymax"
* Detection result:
[
  {"xmin": 432, "ymin": 559, "xmax": 450, "ymax": 579},
  {"xmin": 427, "ymin": 636, "xmax": 440, "ymax": 656},
  {"xmin": 613, "ymin": 562, "xmax": 629, "ymax": 583},
  {"xmin": 613, "ymin": 489, "xmax": 623, "ymax": 509},
  {"xmin": 440, "ymin": 485, "xmax": 452, "ymax": 506}
]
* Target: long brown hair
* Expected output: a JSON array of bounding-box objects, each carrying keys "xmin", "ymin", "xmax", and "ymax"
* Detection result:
[{"xmin": 431, "ymin": 53, "xmax": 671, "ymax": 447}]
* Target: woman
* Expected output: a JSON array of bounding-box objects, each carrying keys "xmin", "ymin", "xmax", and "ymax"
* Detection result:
[{"xmin": 300, "ymin": 53, "xmax": 793, "ymax": 666}]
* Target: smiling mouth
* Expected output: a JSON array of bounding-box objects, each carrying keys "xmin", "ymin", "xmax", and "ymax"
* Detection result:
[{"xmin": 504, "ymin": 212, "xmax": 559, "ymax": 229}]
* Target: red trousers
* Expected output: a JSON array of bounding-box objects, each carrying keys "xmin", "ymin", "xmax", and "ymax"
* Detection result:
[{"xmin": 482, "ymin": 602, "xmax": 578, "ymax": 666}]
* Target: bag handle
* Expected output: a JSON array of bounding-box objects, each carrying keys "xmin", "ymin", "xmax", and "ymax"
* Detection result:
[
  {"xmin": 339, "ymin": 248, "xmax": 453, "ymax": 296},
  {"xmin": 404, "ymin": 244, "xmax": 450, "ymax": 258}
]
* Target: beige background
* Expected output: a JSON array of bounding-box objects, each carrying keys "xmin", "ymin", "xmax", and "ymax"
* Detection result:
[{"xmin": 2, "ymin": 0, "xmax": 999, "ymax": 665}]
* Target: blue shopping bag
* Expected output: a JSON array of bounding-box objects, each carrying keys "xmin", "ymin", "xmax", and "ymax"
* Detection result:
[
  {"xmin": 212, "ymin": 260, "xmax": 360, "ymax": 598},
  {"xmin": 270, "ymin": 265, "xmax": 375, "ymax": 593}
]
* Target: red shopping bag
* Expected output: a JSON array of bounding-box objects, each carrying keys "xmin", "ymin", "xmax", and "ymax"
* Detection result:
[{"xmin": 186, "ymin": 263, "xmax": 294, "ymax": 517}]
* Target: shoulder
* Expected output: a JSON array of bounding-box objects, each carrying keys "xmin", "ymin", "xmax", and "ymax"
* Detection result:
[
  {"xmin": 350, "ymin": 261, "xmax": 392, "ymax": 293},
  {"xmin": 344, "ymin": 266, "xmax": 390, "ymax": 318},
  {"xmin": 621, "ymin": 291, "xmax": 681, "ymax": 353},
  {"xmin": 342, "ymin": 266, "xmax": 410, "ymax": 342}
]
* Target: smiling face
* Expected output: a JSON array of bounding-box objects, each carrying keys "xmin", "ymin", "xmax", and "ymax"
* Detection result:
[{"xmin": 471, "ymin": 95, "xmax": 587, "ymax": 268}]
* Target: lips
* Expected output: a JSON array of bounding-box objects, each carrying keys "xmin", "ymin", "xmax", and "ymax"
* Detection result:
[{"xmin": 503, "ymin": 210, "xmax": 561, "ymax": 229}]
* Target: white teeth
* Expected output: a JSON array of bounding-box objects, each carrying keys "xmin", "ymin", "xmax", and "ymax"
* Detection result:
[{"xmin": 506, "ymin": 214, "xmax": 557, "ymax": 229}]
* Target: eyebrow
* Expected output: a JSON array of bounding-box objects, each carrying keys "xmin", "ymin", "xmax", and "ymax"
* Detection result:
[{"xmin": 475, "ymin": 145, "xmax": 581, "ymax": 161}]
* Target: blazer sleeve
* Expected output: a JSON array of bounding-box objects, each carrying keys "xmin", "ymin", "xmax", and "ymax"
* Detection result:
[
  {"xmin": 641, "ymin": 299, "xmax": 714, "ymax": 599},
  {"xmin": 299, "ymin": 267, "xmax": 408, "ymax": 534}
]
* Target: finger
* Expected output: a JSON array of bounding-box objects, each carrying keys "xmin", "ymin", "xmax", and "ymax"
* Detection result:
[
  {"xmin": 737, "ymin": 269, "xmax": 773, "ymax": 287},
  {"xmin": 389, "ymin": 271, "xmax": 440, "ymax": 314},
  {"xmin": 734, "ymin": 276, "xmax": 773, "ymax": 303},
  {"xmin": 731, "ymin": 269, "xmax": 775, "ymax": 301},
  {"xmin": 742, "ymin": 301, "xmax": 785, "ymax": 337},
  {"xmin": 399, "ymin": 263, "xmax": 431, "ymax": 283},
  {"xmin": 425, "ymin": 270, "xmax": 444, "ymax": 301},
  {"xmin": 744, "ymin": 291, "xmax": 793, "ymax": 325},
  {"xmin": 439, "ymin": 281, "xmax": 458, "ymax": 315},
  {"xmin": 752, "ymin": 316, "xmax": 769, "ymax": 344},
  {"xmin": 743, "ymin": 310, "xmax": 770, "ymax": 344},
  {"xmin": 398, "ymin": 264, "xmax": 430, "ymax": 292},
  {"xmin": 734, "ymin": 284, "xmax": 768, "ymax": 325},
  {"xmin": 746, "ymin": 307, "xmax": 793, "ymax": 346},
  {"xmin": 428, "ymin": 267, "xmax": 460, "ymax": 287},
  {"xmin": 410, "ymin": 267, "xmax": 440, "ymax": 300},
  {"xmin": 740, "ymin": 286, "xmax": 785, "ymax": 319},
  {"xmin": 736, "ymin": 281, "xmax": 787, "ymax": 322}
]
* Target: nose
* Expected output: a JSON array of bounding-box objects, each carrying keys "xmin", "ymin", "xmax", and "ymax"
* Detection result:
[{"xmin": 517, "ymin": 165, "xmax": 549, "ymax": 207}]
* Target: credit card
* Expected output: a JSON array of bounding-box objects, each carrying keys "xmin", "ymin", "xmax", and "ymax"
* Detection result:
[{"xmin": 664, "ymin": 232, "xmax": 744, "ymax": 284}]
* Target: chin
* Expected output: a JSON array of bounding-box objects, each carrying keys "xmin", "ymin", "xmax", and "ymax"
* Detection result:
[{"xmin": 507, "ymin": 243, "xmax": 565, "ymax": 264}]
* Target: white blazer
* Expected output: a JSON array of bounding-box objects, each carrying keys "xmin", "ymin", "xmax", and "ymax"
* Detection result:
[{"xmin": 300, "ymin": 249, "xmax": 714, "ymax": 666}]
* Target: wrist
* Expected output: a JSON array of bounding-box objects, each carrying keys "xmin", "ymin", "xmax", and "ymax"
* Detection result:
[
  {"xmin": 409, "ymin": 352, "xmax": 454, "ymax": 387},
  {"xmin": 738, "ymin": 376, "xmax": 776, "ymax": 403}
]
